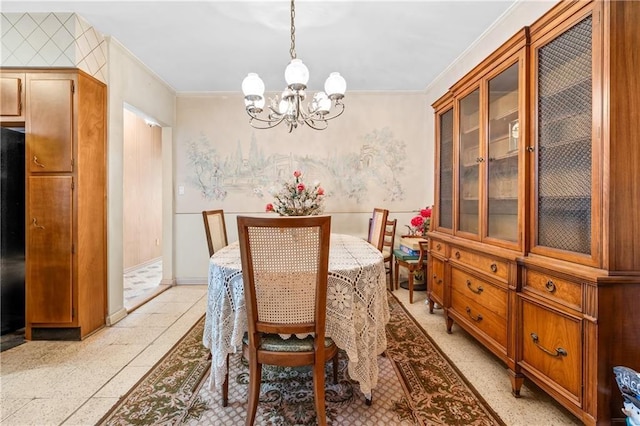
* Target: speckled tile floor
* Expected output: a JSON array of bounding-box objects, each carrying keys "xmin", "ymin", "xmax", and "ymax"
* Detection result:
[
  {"xmin": 123, "ymin": 260, "xmax": 170, "ymax": 311},
  {"xmin": 0, "ymin": 283, "xmax": 582, "ymax": 425}
]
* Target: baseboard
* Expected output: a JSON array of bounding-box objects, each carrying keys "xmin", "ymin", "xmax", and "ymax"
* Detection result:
[
  {"xmin": 124, "ymin": 257, "xmax": 162, "ymax": 274},
  {"xmin": 175, "ymin": 277, "xmax": 207, "ymax": 285},
  {"xmin": 106, "ymin": 307, "xmax": 128, "ymax": 326},
  {"xmin": 160, "ymin": 278, "xmax": 176, "ymax": 286}
]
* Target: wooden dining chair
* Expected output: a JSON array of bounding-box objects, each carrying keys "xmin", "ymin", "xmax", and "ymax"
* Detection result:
[
  {"xmin": 394, "ymin": 240, "xmax": 429, "ymax": 304},
  {"xmin": 236, "ymin": 215, "xmax": 339, "ymax": 426},
  {"xmin": 202, "ymin": 209, "xmax": 228, "ymax": 257},
  {"xmin": 382, "ymin": 219, "xmax": 397, "ymax": 290},
  {"xmin": 367, "ymin": 208, "xmax": 389, "ymax": 252}
]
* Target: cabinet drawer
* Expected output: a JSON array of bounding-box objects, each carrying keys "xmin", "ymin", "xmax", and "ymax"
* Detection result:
[
  {"xmin": 451, "ymin": 268, "xmax": 507, "ymax": 318},
  {"xmin": 450, "ymin": 247, "xmax": 508, "ymax": 281},
  {"xmin": 521, "ymin": 300, "xmax": 582, "ymax": 402},
  {"xmin": 429, "ymin": 239, "xmax": 447, "ymax": 257},
  {"xmin": 524, "ymin": 270, "xmax": 582, "ymax": 312},
  {"xmin": 451, "ymin": 287, "xmax": 507, "ymax": 348},
  {"xmin": 429, "ymin": 256, "xmax": 445, "ymax": 303}
]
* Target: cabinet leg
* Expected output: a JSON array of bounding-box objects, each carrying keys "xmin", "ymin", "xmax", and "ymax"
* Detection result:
[
  {"xmin": 508, "ymin": 369, "xmax": 524, "ymax": 398},
  {"xmin": 428, "ymin": 297, "xmax": 434, "ymax": 314},
  {"xmin": 446, "ymin": 316, "xmax": 454, "ymax": 334}
]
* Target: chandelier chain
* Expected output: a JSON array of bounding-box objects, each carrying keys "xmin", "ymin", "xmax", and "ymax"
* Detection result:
[{"xmin": 290, "ymin": 0, "xmax": 296, "ymax": 59}]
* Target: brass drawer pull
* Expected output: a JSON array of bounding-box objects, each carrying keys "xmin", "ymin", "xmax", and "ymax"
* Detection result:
[
  {"xmin": 33, "ymin": 155, "xmax": 45, "ymax": 168},
  {"xmin": 436, "ymin": 243, "xmax": 441, "ymax": 250},
  {"xmin": 530, "ymin": 333, "xmax": 567, "ymax": 357},
  {"xmin": 32, "ymin": 217, "xmax": 45, "ymax": 229},
  {"xmin": 454, "ymin": 251, "xmax": 461, "ymax": 259},
  {"xmin": 433, "ymin": 274, "xmax": 442, "ymax": 285},
  {"xmin": 545, "ymin": 280, "xmax": 556, "ymax": 293},
  {"xmin": 490, "ymin": 263, "xmax": 497, "ymax": 273},
  {"xmin": 465, "ymin": 307, "xmax": 483, "ymax": 322},
  {"xmin": 466, "ymin": 279, "xmax": 483, "ymax": 294}
]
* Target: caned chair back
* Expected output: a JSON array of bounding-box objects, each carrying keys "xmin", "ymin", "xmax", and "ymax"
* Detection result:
[
  {"xmin": 237, "ymin": 215, "xmax": 331, "ymax": 338},
  {"xmin": 202, "ymin": 210, "xmax": 228, "ymax": 257},
  {"xmin": 368, "ymin": 208, "xmax": 389, "ymax": 252}
]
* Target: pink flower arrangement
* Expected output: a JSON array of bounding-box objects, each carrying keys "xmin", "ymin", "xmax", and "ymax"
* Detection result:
[
  {"xmin": 407, "ymin": 206, "xmax": 432, "ymax": 236},
  {"xmin": 265, "ymin": 170, "xmax": 326, "ymax": 216}
]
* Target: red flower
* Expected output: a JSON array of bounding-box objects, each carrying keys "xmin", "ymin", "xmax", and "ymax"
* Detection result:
[
  {"xmin": 265, "ymin": 203, "xmax": 274, "ymax": 212},
  {"xmin": 420, "ymin": 208, "xmax": 432, "ymax": 218},
  {"xmin": 293, "ymin": 170, "xmax": 302, "ymax": 178},
  {"xmin": 317, "ymin": 187, "xmax": 325, "ymax": 196},
  {"xmin": 297, "ymin": 183, "xmax": 305, "ymax": 192},
  {"xmin": 411, "ymin": 216, "xmax": 425, "ymax": 228}
]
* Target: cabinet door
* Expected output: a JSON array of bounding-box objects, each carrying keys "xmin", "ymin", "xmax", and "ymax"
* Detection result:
[
  {"xmin": 0, "ymin": 73, "xmax": 25, "ymax": 121},
  {"xmin": 27, "ymin": 176, "xmax": 73, "ymax": 324},
  {"xmin": 531, "ymin": 11, "xmax": 597, "ymax": 265},
  {"xmin": 457, "ymin": 88, "xmax": 481, "ymax": 236},
  {"xmin": 26, "ymin": 76, "xmax": 74, "ymax": 173},
  {"xmin": 486, "ymin": 62, "xmax": 520, "ymax": 244},
  {"xmin": 436, "ymin": 107, "xmax": 454, "ymax": 231}
]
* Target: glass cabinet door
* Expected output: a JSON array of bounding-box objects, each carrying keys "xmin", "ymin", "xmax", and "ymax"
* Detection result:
[
  {"xmin": 535, "ymin": 15, "xmax": 592, "ymax": 255},
  {"xmin": 458, "ymin": 89, "xmax": 480, "ymax": 235},
  {"xmin": 438, "ymin": 108, "xmax": 454, "ymax": 230},
  {"xmin": 487, "ymin": 62, "xmax": 519, "ymax": 242}
]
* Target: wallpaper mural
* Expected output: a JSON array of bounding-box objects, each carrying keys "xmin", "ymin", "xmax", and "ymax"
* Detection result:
[{"xmin": 175, "ymin": 92, "xmax": 429, "ymax": 213}]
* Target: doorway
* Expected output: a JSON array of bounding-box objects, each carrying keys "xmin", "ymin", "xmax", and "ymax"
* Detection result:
[{"xmin": 122, "ymin": 106, "xmax": 167, "ymax": 311}]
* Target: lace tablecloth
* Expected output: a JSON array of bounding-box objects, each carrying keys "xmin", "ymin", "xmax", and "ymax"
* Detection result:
[{"xmin": 203, "ymin": 233, "xmax": 390, "ymax": 397}]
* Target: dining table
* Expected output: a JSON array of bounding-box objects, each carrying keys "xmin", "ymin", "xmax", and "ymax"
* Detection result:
[{"xmin": 202, "ymin": 233, "xmax": 390, "ymax": 400}]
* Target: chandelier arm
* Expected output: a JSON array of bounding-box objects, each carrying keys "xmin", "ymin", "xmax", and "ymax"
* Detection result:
[{"xmin": 246, "ymin": 110, "xmax": 288, "ymax": 129}]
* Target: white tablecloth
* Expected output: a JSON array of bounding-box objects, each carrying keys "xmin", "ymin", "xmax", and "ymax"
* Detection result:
[{"xmin": 203, "ymin": 233, "xmax": 390, "ymax": 397}]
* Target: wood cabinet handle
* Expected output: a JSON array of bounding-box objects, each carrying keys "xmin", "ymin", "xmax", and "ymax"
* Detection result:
[
  {"xmin": 490, "ymin": 263, "xmax": 498, "ymax": 273},
  {"xmin": 436, "ymin": 244, "xmax": 441, "ymax": 250},
  {"xmin": 545, "ymin": 280, "xmax": 556, "ymax": 293},
  {"xmin": 32, "ymin": 218, "xmax": 45, "ymax": 229},
  {"xmin": 454, "ymin": 251, "xmax": 461, "ymax": 259},
  {"xmin": 530, "ymin": 333, "xmax": 567, "ymax": 357},
  {"xmin": 433, "ymin": 275, "xmax": 443, "ymax": 285},
  {"xmin": 33, "ymin": 155, "xmax": 45, "ymax": 168},
  {"xmin": 466, "ymin": 279, "xmax": 483, "ymax": 294},
  {"xmin": 465, "ymin": 307, "xmax": 483, "ymax": 322}
]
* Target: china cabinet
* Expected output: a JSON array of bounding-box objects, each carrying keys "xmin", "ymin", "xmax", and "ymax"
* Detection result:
[
  {"xmin": 429, "ymin": 1, "xmax": 640, "ymax": 424},
  {"xmin": 1, "ymin": 68, "xmax": 107, "ymax": 340},
  {"xmin": 428, "ymin": 28, "xmax": 528, "ymax": 396}
]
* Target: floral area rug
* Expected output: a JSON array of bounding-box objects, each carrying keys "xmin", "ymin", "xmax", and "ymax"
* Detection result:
[{"xmin": 99, "ymin": 293, "xmax": 504, "ymax": 425}]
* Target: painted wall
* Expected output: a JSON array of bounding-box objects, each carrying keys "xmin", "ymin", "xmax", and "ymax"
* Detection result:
[
  {"xmin": 173, "ymin": 91, "xmax": 431, "ymax": 281},
  {"xmin": 104, "ymin": 37, "xmax": 175, "ymax": 324}
]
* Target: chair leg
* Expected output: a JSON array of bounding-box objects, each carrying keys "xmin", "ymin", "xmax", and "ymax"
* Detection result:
[
  {"xmin": 313, "ymin": 358, "xmax": 327, "ymax": 426},
  {"xmin": 408, "ymin": 268, "xmax": 414, "ymax": 304},
  {"xmin": 222, "ymin": 353, "xmax": 229, "ymax": 407},
  {"xmin": 389, "ymin": 257, "xmax": 394, "ymax": 291},
  {"xmin": 245, "ymin": 357, "xmax": 262, "ymax": 426},
  {"xmin": 394, "ymin": 260, "xmax": 400, "ymax": 292},
  {"xmin": 332, "ymin": 352, "xmax": 339, "ymax": 383}
]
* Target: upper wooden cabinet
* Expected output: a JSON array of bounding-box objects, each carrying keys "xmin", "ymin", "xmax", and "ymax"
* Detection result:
[
  {"xmin": 0, "ymin": 72, "xmax": 25, "ymax": 123},
  {"xmin": 430, "ymin": 1, "xmax": 640, "ymax": 424}
]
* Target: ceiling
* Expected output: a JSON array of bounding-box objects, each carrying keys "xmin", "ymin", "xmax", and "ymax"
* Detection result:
[{"xmin": 2, "ymin": 1, "xmax": 518, "ymax": 93}]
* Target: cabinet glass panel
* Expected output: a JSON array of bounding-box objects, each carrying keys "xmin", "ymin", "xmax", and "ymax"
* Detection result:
[
  {"xmin": 487, "ymin": 63, "xmax": 519, "ymax": 242},
  {"xmin": 536, "ymin": 16, "xmax": 592, "ymax": 254},
  {"xmin": 458, "ymin": 89, "xmax": 480, "ymax": 235},
  {"xmin": 438, "ymin": 108, "xmax": 454, "ymax": 229}
]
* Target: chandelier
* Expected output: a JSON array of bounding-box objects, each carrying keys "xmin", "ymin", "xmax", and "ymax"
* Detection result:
[{"xmin": 241, "ymin": 0, "xmax": 346, "ymax": 132}]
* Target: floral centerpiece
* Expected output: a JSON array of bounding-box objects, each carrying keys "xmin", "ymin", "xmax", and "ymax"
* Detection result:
[
  {"xmin": 406, "ymin": 206, "xmax": 432, "ymax": 237},
  {"xmin": 265, "ymin": 170, "xmax": 325, "ymax": 216}
]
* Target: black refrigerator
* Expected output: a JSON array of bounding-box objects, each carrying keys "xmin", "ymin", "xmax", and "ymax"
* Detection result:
[{"xmin": 1, "ymin": 127, "xmax": 25, "ymax": 335}]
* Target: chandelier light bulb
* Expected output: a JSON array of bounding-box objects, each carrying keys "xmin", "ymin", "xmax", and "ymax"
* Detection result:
[
  {"xmin": 325, "ymin": 72, "xmax": 346, "ymax": 100},
  {"xmin": 242, "ymin": 73, "xmax": 265, "ymax": 100},
  {"xmin": 285, "ymin": 59, "xmax": 309, "ymax": 90},
  {"xmin": 311, "ymin": 92, "xmax": 331, "ymax": 114}
]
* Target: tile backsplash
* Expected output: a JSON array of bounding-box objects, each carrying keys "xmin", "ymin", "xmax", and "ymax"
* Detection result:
[{"xmin": 1, "ymin": 12, "xmax": 107, "ymax": 83}]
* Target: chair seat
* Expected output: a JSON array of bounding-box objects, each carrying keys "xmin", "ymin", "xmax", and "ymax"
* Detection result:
[
  {"xmin": 243, "ymin": 333, "xmax": 335, "ymax": 352},
  {"xmin": 393, "ymin": 249, "xmax": 419, "ymax": 262}
]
